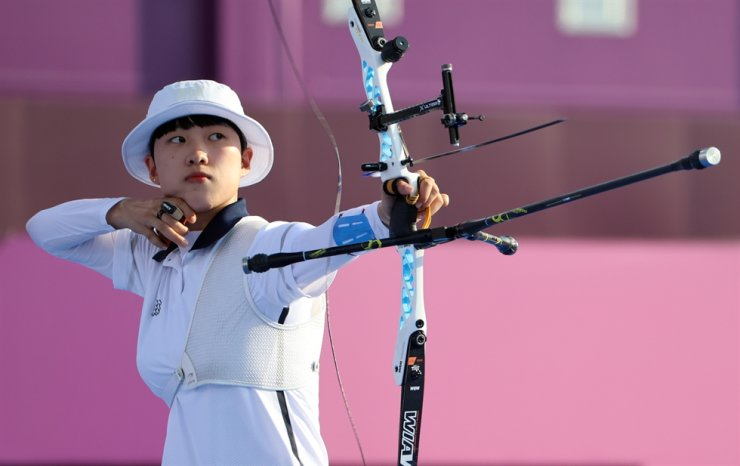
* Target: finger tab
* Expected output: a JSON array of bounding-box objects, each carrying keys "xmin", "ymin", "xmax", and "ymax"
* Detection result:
[{"xmin": 159, "ymin": 201, "xmax": 185, "ymax": 222}]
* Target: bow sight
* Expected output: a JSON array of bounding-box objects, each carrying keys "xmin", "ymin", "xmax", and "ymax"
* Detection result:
[
  {"xmin": 359, "ymin": 62, "xmax": 484, "ymax": 174},
  {"xmin": 359, "ymin": 63, "xmax": 483, "ymax": 141},
  {"xmin": 355, "ymin": 4, "xmax": 483, "ymax": 174}
]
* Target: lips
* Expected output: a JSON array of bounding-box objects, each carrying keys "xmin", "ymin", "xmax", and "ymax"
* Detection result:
[{"xmin": 186, "ymin": 172, "xmax": 211, "ymax": 182}]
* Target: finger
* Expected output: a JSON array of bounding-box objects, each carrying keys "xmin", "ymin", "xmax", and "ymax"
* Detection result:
[
  {"xmin": 417, "ymin": 192, "xmax": 449, "ymax": 221},
  {"xmin": 393, "ymin": 179, "xmax": 414, "ymax": 196},
  {"xmin": 415, "ymin": 176, "xmax": 437, "ymax": 210},
  {"xmin": 157, "ymin": 212, "xmax": 189, "ymax": 236},
  {"xmin": 145, "ymin": 228, "xmax": 170, "ymax": 250},
  {"xmin": 428, "ymin": 193, "xmax": 450, "ymax": 216},
  {"xmin": 416, "ymin": 170, "xmax": 429, "ymax": 201},
  {"xmin": 154, "ymin": 218, "xmax": 189, "ymax": 247}
]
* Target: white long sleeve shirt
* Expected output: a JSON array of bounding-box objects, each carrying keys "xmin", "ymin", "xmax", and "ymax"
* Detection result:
[{"xmin": 26, "ymin": 198, "xmax": 389, "ymax": 466}]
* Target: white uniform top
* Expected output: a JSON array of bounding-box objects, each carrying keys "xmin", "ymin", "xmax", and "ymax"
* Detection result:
[{"xmin": 26, "ymin": 198, "xmax": 389, "ymax": 466}]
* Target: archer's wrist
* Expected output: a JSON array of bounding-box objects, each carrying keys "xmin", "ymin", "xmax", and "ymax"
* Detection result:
[{"xmin": 106, "ymin": 198, "xmax": 129, "ymax": 230}]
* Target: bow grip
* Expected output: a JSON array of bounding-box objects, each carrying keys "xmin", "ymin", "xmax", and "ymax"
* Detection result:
[{"xmin": 383, "ymin": 175, "xmax": 420, "ymax": 237}]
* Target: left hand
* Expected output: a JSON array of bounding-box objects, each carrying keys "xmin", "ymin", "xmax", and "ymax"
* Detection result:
[{"xmin": 378, "ymin": 170, "xmax": 450, "ymax": 227}]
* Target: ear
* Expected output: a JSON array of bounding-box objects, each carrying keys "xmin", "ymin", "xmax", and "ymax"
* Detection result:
[
  {"xmin": 241, "ymin": 147, "xmax": 253, "ymax": 176},
  {"xmin": 145, "ymin": 155, "xmax": 159, "ymax": 184}
]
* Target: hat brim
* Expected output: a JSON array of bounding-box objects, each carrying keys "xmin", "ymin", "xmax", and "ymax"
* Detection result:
[{"xmin": 121, "ymin": 101, "xmax": 273, "ymax": 188}]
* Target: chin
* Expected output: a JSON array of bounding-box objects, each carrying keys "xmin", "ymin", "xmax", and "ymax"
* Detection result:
[
  {"xmin": 188, "ymin": 200, "xmax": 218, "ymax": 213},
  {"xmin": 185, "ymin": 193, "xmax": 235, "ymax": 214},
  {"xmin": 172, "ymin": 192, "xmax": 209, "ymax": 211}
]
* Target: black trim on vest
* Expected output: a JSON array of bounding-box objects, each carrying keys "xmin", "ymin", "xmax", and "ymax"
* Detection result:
[
  {"xmin": 276, "ymin": 391, "xmax": 304, "ymax": 466},
  {"xmin": 152, "ymin": 199, "xmax": 249, "ymax": 262},
  {"xmin": 278, "ymin": 306, "xmax": 290, "ymax": 324},
  {"xmin": 152, "ymin": 242, "xmax": 177, "ymax": 262}
]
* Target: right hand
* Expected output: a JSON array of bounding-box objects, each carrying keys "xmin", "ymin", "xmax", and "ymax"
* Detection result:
[{"xmin": 106, "ymin": 198, "xmax": 197, "ymax": 249}]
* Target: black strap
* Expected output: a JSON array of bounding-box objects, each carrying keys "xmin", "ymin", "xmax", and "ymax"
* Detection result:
[
  {"xmin": 278, "ymin": 306, "xmax": 290, "ymax": 324},
  {"xmin": 276, "ymin": 391, "xmax": 303, "ymax": 466}
]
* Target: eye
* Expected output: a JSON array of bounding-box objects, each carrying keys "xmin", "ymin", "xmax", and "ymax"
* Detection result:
[
  {"xmin": 209, "ymin": 132, "xmax": 226, "ymax": 142},
  {"xmin": 168, "ymin": 135, "xmax": 186, "ymax": 144}
]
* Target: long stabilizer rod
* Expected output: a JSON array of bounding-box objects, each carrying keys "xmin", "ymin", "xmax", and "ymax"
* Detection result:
[{"xmin": 244, "ymin": 147, "xmax": 721, "ymax": 273}]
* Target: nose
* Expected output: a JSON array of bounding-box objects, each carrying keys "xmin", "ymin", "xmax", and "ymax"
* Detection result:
[{"xmin": 187, "ymin": 148, "xmax": 208, "ymax": 165}]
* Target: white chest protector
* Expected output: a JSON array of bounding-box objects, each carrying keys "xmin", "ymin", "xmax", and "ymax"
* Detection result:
[{"xmin": 161, "ymin": 217, "xmax": 326, "ymax": 407}]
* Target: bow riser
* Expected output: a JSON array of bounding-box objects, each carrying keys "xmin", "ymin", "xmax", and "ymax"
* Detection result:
[{"xmin": 348, "ymin": 3, "xmax": 427, "ymax": 386}]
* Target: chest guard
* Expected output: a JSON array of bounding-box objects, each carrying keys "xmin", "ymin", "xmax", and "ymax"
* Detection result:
[{"xmin": 162, "ymin": 217, "xmax": 326, "ymax": 407}]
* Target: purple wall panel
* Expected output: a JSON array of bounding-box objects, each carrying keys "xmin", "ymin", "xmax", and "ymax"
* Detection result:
[
  {"xmin": 0, "ymin": 0, "xmax": 140, "ymax": 95},
  {"xmin": 429, "ymin": 0, "xmax": 740, "ymax": 110},
  {"xmin": 221, "ymin": 0, "xmax": 740, "ymax": 111},
  {"xmin": 217, "ymin": 0, "xmax": 285, "ymax": 102},
  {"xmin": 1, "ymin": 0, "xmax": 738, "ymax": 111}
]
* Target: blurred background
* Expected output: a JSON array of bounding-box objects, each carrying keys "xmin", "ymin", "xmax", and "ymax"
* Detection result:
[{"xmin": 0, "ymin": 0, "xmax": 737, "ymax": 465}]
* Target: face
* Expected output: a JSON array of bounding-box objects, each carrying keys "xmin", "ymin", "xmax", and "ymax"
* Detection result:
[{"xmin": 145, "ymin": 123, "xmax": 252, "ymax": 217}]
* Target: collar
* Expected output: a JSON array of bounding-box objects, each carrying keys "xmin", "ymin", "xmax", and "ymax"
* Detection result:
[{"xmin": 152, "ymin": 199, "xmax": 248, "ymax": 262}]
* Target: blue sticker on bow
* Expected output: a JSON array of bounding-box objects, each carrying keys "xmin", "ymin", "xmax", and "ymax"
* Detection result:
[{"xmin": 333, "ymin": 212, "xmax": 376, "ymax": 246}]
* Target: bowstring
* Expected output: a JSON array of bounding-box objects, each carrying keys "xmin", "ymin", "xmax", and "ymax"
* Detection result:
[{"xmin": 266, "ymin": 1, "xmax": 366, "ymax": 465}]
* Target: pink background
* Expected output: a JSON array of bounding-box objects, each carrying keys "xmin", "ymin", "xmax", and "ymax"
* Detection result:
[{"xmin": 1, "ymin": 235, "xmax": 737, "ymax": 465}]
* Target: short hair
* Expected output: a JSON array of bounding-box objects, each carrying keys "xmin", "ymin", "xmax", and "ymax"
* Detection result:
[{"xmin": 148, "ymin": 114, "xmax": 248, "ymax": 157}]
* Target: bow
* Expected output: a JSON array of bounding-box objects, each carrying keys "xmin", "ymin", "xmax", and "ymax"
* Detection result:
[
  {"xmin": 346, "ymin": 3, "xmax": 427, "ymax": 464},
  {"xmin": 268, "ymin": 1, "xmax": 462, "ymax": 462},
  {"xmin": 259, "ymin": 2, "xmax": 722, "ymax": 465}
]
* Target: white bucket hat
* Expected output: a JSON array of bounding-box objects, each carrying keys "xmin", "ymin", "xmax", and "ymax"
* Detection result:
[{"xmin": 121, "ymin": 80, "xmax": 273, "ymax": 187}]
